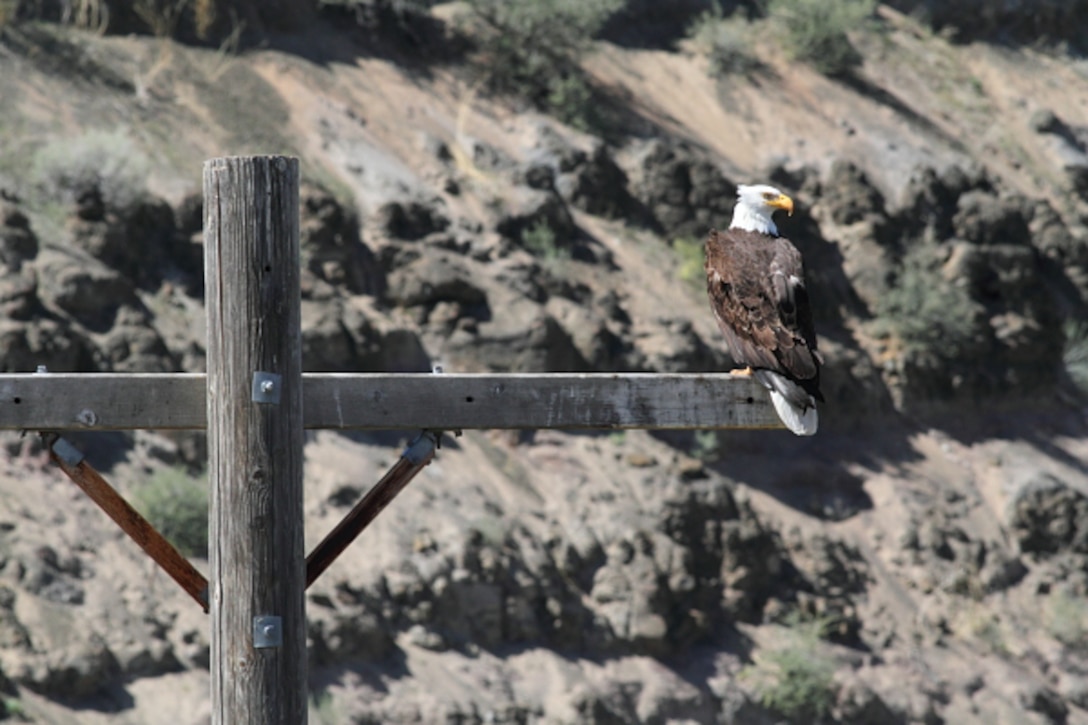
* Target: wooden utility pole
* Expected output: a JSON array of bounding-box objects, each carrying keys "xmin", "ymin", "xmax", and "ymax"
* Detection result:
[{"xmin": 204, "ymin": 156, "xmax": 306, "ymax": 724}]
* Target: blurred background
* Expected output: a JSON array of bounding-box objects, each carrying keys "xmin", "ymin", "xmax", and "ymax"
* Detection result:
[{"xmin": 0, "ymin": 0, "xmax": 1087, "ymax": 722}]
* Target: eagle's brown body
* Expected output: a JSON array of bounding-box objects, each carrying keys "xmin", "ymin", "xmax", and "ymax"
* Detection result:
[{"xmin": 704, "ymin": 227, "xmax": 823, "ymax": 410}]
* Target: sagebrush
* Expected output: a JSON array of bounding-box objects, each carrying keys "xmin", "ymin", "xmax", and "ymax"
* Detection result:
[
  {"xmin": 767, "ymin": 0, "xmax": 874, "ymax": 76},
  {"xmin": 133, "ymin": 466, "xmax": 209, "ymax": 558},
  {"xmin": 462, "ymin": 0, "xmax": 621, "ymax": 126},
  {"xmin": 688, "ymin": 11, "xmax": 760, "ymax": 77},
  {"xmin": 870, "ymin": 245, "xmax": 983, "ymax": 360},
  {"xmin": 672, "ymin": 236, "xmax": 706, "ymax": 288},
  {"xmin": 1045, "ymin": 588, "xmax": 1088, "ymax": 646},
  {"xmin": 522, "ymin": 220, "xmax": 569, "ymax": 262},
  {"xmin": 30, "ymin": 130, "xmax": 149, "ymax": 210},
  {"xmin": 742, "ymin": 617, "xmax": 839, "ymax": 721}
]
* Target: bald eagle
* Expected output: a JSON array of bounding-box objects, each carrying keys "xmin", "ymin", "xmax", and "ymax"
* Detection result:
[{"xmin": 705, "ymin": 184, "xmax": 823, "ymax": 435}]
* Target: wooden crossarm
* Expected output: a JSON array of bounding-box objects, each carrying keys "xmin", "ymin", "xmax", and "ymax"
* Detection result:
[{"xmin": 0, "ymin": 372, "xmax": 781, "ymax": 431}]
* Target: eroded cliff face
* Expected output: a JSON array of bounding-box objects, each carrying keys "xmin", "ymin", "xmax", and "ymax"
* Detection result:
[{"xmin": 0, "ymin": 4, "xmax": 1086, "ymax": 722}]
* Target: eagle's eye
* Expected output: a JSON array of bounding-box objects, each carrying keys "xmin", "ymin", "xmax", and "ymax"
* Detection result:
[{"xmin": 761, "ymin": 191, "xmax": 776, "ymax": 201}]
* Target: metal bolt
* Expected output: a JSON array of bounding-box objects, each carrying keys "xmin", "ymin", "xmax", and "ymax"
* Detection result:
[
  {"xmin": 253, "ymin": 615, "xmax": 283, "ymax": 648},
  {"xmin": 77, "ymin": 408, "xmax": 98, "ymax": 427},
  {"xmin": 251, "ymin": 372, "xmax": 282, "ymax": 404}
]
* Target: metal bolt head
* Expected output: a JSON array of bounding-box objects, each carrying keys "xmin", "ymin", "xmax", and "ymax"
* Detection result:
[
  {"xmin": 253, "ymin": 615, "xmax": 283, "ymax": 648},
  {"xmin": 251, "ymin": 372, "xmax": 282, "ymax": 404}
]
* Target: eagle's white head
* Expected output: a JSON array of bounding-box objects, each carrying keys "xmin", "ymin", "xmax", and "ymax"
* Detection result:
[{"xmin": 730, "ymin": 184, "xmax": 794, "ymax": 236}]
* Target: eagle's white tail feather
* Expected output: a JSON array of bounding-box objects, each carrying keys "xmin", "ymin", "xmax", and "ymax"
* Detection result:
[
  {"xmin": 751, "ymin": 369, "xmax": 819, "ymax": 436},
  {"xmin": 768, "ymin": 388, "xmax": 818, "ymax": 436}
]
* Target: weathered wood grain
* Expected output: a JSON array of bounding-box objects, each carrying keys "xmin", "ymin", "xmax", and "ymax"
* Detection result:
[
  {"xmin": 0, "ymin": 372, "xmax": 782, "ymax": 431},
  {"xmin": 0, "ymin": 373, "xmax": 204, "ymax": 430},
  {"xmin": 204, "ymin": 156, "xmax": 306, "ymax": 725},
  {"xmin": 305, "ymin": 372, "xmax": 781, "ymax": 430}
]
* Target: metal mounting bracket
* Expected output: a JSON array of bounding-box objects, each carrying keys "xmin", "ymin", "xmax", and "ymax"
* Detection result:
[
  {"xmin": 52, "ymin": 436, "xmax": 85, "ymax": 467},
  {"xmin": 253, "ymin": 615, "xmax": 283, "ymax": 648},
  {"xmin": 404, "ymin": 431, "xmax": 439, "ymax": 464},
  {"xmin": 251, "ymin": 372, "xmax": 282, "ymax": 405}
]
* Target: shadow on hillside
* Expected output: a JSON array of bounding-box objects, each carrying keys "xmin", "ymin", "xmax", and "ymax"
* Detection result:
[
  {"xmin": 656, "ymin": 392, "xmax": 1088, "ymax": 519},
  {"xmin": 775, "ymin": 207, "xmax": 871, "ymax": 329},
  {"xmin": 597, "ymin": 2, "xmax": 708, "ymax": 50},
  {"xmin": 318, "ymin": 622, "xmax": 757, "ymax": 701},
  {"xmin": 54, "ymin": 682, "xmax": 136, "ymax": 715},
  {"xmin": 264, "ymin": 15, "xmax": 685, "ymax": 148},
  {"xmin": 309, "ymin": 646, "xmax": 409, "ymax": 699},
  {"xmin": 839, "ymin": 73, "xmax": 970, "ymax": 154},
  {"xmin": 265, "ymin": 9, "xmax": 463, "ymax": 79},
  {"xmin": 652, "ymin": 410, "xmax": 927, "ymax": 520},
  {"xmin": 909, "ymin": 399, "xmax": 1088, "ymax": 476}
]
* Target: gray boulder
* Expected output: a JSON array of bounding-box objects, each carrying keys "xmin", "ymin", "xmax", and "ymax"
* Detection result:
[
  {"xmin": 621, "ymin": 139, "xmax": 736, "ymax": 239},
  {"xmin": 1008, "ymin": 473, "xmax": 1088, "ymax": 556},
  {"xmin": 373, "ymin": 197, "xmax": 450, "ymax": 243},
  {"xmin": 300, "ymin": 184, "xmax": 384, "ymax": 297},
  {"xmin": 0, "ymin": 201, "xmax": 38, "ymax": 270}
]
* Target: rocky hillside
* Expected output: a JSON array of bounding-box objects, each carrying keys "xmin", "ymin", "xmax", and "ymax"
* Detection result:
[{"xmin": 0, "ymin": 2, "xmax": 1088, "ymax": 723}]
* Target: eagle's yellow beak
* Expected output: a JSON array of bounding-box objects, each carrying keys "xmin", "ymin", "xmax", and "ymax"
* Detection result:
[{"xmin": 768, "ymin": 193, "xmax": 794, "ymax": 216}]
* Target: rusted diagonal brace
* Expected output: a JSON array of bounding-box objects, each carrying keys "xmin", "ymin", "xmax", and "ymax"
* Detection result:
[
  {"xmin": 306, "ymin": 431, "xmax": 439, "ymax": 589},
  {"xmin": 43, "ymin": 434, "xmax": 210, "ymax": 612}
]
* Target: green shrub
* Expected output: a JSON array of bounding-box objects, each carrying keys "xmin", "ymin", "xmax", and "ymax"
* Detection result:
[
  {"xmin": 672, "ymin": 236, "xmax": 705, "ymax": 288},
  {"xmin": 1064, "ymin": 319, "xmax": 1088, "ymax": 397},
  {"xmin": 133, "ymin": 466, "xmax": 209, "ymax": 558},
  {"xmin": 767, "ymin": 0, "xmax": 875, "ymax": 76},
  {"xmin": 544, "ymin": 74, "xmax": 598, "ymax": 131},
  {"xmin": 310, "ymin": 688, "xmax": 340, "ymax": 725},
  {"xmin": 30, "ymin": 130, "xmax": 149, "ymax": 210},
  {"xmin": 3, "ymin": 696, "xmax": 27, "ymax": 721},
  {"xmin": 1045, "ymin": 589, "xmax": 1088, "ymax": 646},
  {"xmin": 742, "ymin": 617, "xmax": 838, "ymax": 721},
  {"xmin": 522, "ymin": 220, "xmax": 569, "ymax": 262},
  {"xmin": 463, "ymin": 0, "xmax": 621, "ymax": 123},
  {"xmin": 691, "ymin": 429, "xmax": 722, "ymax": 462},
  {"xmin": 689, "ymin": 11, "xmax": 761, "ymax": 77},
  {"xmin": 870, "ymin": 245, "xmax": 983, "ymax": 360},
  {"xmin": 0, "ymin": 1, "xmax": 17, "ymax": 27}
]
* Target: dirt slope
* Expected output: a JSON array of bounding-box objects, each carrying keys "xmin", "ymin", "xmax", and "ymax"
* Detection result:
[{"xmin": 0, "ymin": 8, "xmax": 1087, "ymax": 724}]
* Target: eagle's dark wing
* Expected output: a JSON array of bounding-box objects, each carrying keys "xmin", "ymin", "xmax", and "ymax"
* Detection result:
[{"xmin": 704, "ymin": 229, "xmax": 823, "ymax": 399}]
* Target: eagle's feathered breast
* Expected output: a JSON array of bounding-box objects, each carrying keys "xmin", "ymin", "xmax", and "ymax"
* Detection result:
[{"xmin": 705, "ymin": 228, "xmax": 823, "ymax": 401}]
